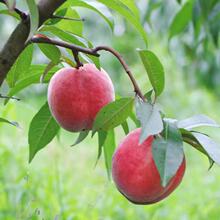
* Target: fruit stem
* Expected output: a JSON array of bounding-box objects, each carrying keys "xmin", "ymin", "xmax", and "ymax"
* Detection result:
[
  {"xmin": 30, "ymin": 36, "xmax": 145, "ymax": 101},
  {"xmin": 72, "ymin": 50, "xmax": 83, "ymax": 69}
]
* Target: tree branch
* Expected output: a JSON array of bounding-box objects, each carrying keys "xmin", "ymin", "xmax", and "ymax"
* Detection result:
[
  {"xmin": 30, "ymin": 36, "xmax": 145, "ymax": 101},
  {"xmin": 0, "ymin": 0, "xmax": 66, "ymax": 87}
]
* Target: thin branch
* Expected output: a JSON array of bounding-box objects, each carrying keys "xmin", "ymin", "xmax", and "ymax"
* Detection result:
[
  {"xmin": 0, "ymin": 0, "xmax": 27, "ymax": 20},
  {"xmin": 30, "ymin": 37, "xmax": 100, "ymax": 57},
  {"xmin": 51, "ymin": 15, "xmax": 85, "ymax": 22},
  {"xmin": 93, "ymin": 46, "xmax": 145, "ymax": 100},
  {"xmin": 30, "ymin": 36, "xmax": 145, "ymax": 101},
  {"xmin": 0, "ymin": 94, "xmax": 20, "ymax": 101}
]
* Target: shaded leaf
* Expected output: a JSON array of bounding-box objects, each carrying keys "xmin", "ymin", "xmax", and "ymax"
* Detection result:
[
  {"xmin": 71, "ymin": 130, "xmax": 89, "ymax": 147},
  {"xmin": 0, "ymin": 117, "xmax": 19, "ymax": 128},
  {"xmin": 26, "ymin": 0, "xmax": 39, "ymax": 41},
  {"xmin": 178, "ymin": 114, "xmax": 220, "ymax": 130},
  {"xmin": 193, "ymin": 132, "xmax": 220, "ymax": 166},
  {"xmin": 135, "ymin": 98, "xmax": 163, "ymax": 144},
  {"xmin": 138, "ymin": 49, "xmax": 165, "ymax": 97},
  {"xmin": 169, "ymin": 1, "xmax": 193, "ymax": 39},
  {"xmin": 95, "ymin": 130, "xmax": 108, "ymax": 164},
  {"xmin": 28, "ymin": 102, "xmax": 60, "ymax": 163},
  {"xmin": 103, "ymin": 130, "xmax": 116, "ymax": 179},
  {"xmin": 152, "ymin": 122, "xmax": 184, "ymax": 187}
]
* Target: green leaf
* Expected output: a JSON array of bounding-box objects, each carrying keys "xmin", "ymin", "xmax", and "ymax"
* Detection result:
[
  {"xmin": 193, "ymin": 132, "xmax": 220, "ymax": 166},
  {"xmin": 38, "ymin": 44, "xmax": 61, "ymax": 63},
  {"xmin": 118, "ymin": 0, "xmax": 140, "ymax": 19},
  {"xmin": 92, "ymin": 97, "xmax": 134, "ymax": 134},
  {"xmin": 135, "ymin": 98, "xmax": 163, "ymax": 144},
  {"xmin": 71, "ymin": 131, "xmax": 89, "ymax": 147},
  {"xmin": 28, "ymin": 102, "xmax": 60, "ymax": 163},
  {"xmin": 26, "ymin": 0, "xmax": 39, "ymax": 41},
  {"xmin": 169, "ymin": 1, "xmax": 193, "ymax": 39},
  {"xmin": 97, "ymin": 0, "xmax": 148, "ymax": 46},
  {"xmin": 96, "ymin": 130, "xmax": 108, "ymax": 164},
  {"xmin": 56, "ymin": 8, "xmax": 83, "ymax": 36},
  {"xmin": 71, "ymin": 0, "xmax": 114, "ymax": 31},
  {"xmin": 7, "ymin": 45, "xmax": 33, "ymax": 87},
  {"xmin": 0, "ymin": 117, "xmax": 19, "ymax": 128},
  {"xmin": 138, "ymin": 49, "xmax": 165, "ymax": 97},
  {"xmin": 152, "ymin": 122, "xmax": 184, "ymax": 187},
  {"xmin": 103, "ymin": 130, "xmax": 116, "ymax": 179},
  {"xmin": 178, "ymin": 114, "xmax": 220, "ymax": 130},
  {"xmin": 40, "ymin": 26, "xmax": 86, "ymax": 46},
  {"xmin": 121, "ymin": 120, "xmax": 129, "ymax": 135},
  {"xmin": 0, "ymin": 9, "xmax": 19, "ymax": 19},
  {"xmin": 5, "ymin": 65, "xmax": 59, "ymax": 104}
]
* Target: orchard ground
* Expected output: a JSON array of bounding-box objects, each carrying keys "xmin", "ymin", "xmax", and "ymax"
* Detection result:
[{"xmin": 0, "ymin": 58, "xmax": 220, "ymax": 219}]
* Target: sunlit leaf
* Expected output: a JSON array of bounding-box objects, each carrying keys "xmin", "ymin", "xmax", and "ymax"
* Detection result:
[{"xmin": 138, "ymin": 49, "xmax": 165, "ymax": 97}]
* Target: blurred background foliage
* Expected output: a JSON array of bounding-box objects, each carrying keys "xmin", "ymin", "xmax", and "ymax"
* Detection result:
[{"xmin": 0, "ymin": 0, "xmax": 220, "ymax": 219}]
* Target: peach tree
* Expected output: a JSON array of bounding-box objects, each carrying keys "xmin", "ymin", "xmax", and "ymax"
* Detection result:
[{"xmin": 0, "ymin": 0, "xmax": 219, "ymax": 204}]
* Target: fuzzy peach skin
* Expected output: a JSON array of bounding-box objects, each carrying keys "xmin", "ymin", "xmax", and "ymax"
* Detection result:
[
  {"xmin": 48, "ymin": 63, "xmax": 115, "ymax": 132},
  {"xmin": 112, "ymin": 128, "xmax": 186, "ymax": 205}
]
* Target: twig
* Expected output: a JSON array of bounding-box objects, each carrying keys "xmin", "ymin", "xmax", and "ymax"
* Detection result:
[
  {"xmin": 52, "ymin": 15, "xmax": 85, "ymax": 22},
  {"xmin": 0, "ymin": 94, "xmax": 20, "ymax": 101},
  {"xmin": 93, "ymin": 46, "xmax": 145, "ymax": 101},
  {"xmin": 72, "ymin": 50, "xmax": 83, "ymax": 69},
  {"xmin": 30, "ymin": 36, "xmax": 145, "ymax": 101},
  {"xmin": 0, "ymin": 0, "xmax": 27, "ymax": 20}
]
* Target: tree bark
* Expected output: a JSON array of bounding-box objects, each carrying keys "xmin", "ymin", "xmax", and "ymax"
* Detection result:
[{"xmin": 0, "ymin": 0, "xmax": 66, "ymax": 86}]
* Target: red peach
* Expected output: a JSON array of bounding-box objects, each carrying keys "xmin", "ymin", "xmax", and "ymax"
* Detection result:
[
  {"xmin": 48, "ymin": 63, "xmax": 115, "ymax": 132},
  {"xmin": 112, "ymin": 128, "xmax": 185, "ymax": 204}
]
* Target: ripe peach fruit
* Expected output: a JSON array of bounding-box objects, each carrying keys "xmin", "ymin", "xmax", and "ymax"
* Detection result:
[
  {"xmin": 112, "ymin": 128, "xmax": 185, "ymax": 204},
  {"xmin": 48, "ymin": 63, "xmax": 115, "ymax": 132}
]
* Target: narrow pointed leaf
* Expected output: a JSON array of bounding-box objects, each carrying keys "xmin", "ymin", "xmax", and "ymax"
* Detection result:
[
  {"xmin": 95, "ymin": 130, "xmax": 108, "ymax": 164},
  {"xmin": 136, "ymin": 98, "xmax": 163, "ymax": 144},
  {"xmin": 169, "ymin": 1, "xmax": 193, "ymax": 39},
  {"xmin": 7, "ymin": 45, "xmax": 33, "ymax": 87},
  {"xmin": 193, "ymin": 132, "xmax": 220, "ymax": 166},
  {"xmin": 71, "ymin": 0, "xmax": 114, "ymax": 31},
  {"xmin": 97, "ymin": 0, "xmax": 148, "ymax": 46},
  {"xmin": 103, "ymin": 130, "xmax": 116, "ymax": 179},
  {"xmin": 121, "ymin": 120, "xmax": 129, "ymax": 135},
  {"xmin": 0, "ymin": 117, "xmax": 19, "ymax": 128},
  {"xmin": 26, "ymin": 0, "xmax": 39, "ymax": 41},
  {"xmin": 152, "ymin": 122, "xmax": 184, "ymax": 187},
  {"xmin": 178, "ymin": 114, "xmax": 220, "ymax": 130},
  {"xmin": 28, "ymin": 102, "xmax": 60, "ymax": 163},
  {"xmin": 92, "ymin": 97, "xmax": 134, "ymax": 134},
  {"xmin": 138, "ymin": 49, "xmax": 165, "ymax": 97},
  {"xmin": 71, "ymin": 130, "xmax": 89, "ymax": 147}
]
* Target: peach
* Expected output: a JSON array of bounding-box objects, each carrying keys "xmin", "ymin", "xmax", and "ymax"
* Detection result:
[
  {"xmin": 112, "ymin": 128, "xmax": 185, "ymax": 204},
  {"xmin": 48, "ymin": 63, "xmax": 115, "ymax": 132}
]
